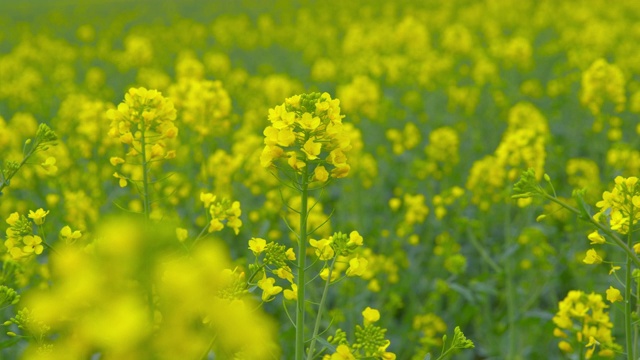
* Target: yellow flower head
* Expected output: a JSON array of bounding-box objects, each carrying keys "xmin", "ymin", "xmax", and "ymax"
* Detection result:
[
  {"xmin": 583, "ymin": 249, "xmax": 603, "ymax": 265},
  {"xmin": 346, "ymin": 257, "xmax": 368, "ymax": 277},
  {"xmin": 347, "ymin": 231, "xmax": 363, "ymax": 246},
  {"xmin": 248, "ymin": 237, "xmax": 267, "ymax": 255},
  {"xmin": 606, "ymin": 286, "xmax": 623, "ymax": 303},
  {"xmin": 587, "ymin": 231, "xmax": 606, "ymax": 245},
  {"xmin": 6, "ymin": 212, "xmax": 19, "ymax": 226},
  {"xmin": 362, "ymin": 306, "xmax": 380, "ymax": 326},
  {"xmin": 60, "ymin": 225, "xmax": 82, "ymax": 244},
  {"xmin": 283, "ymin": 283, "xmax": 298, "ymax": 301},
  {"xmin": 28, "ymin": 208, "xmax": 49, "ymax": 225},
  {"xmin": 261, "ymin": 92, "xmax": 352, "ymax": 181},
  {"xmin": 257, "ymin": 276, "xmax": 282, "ymax": 302}
]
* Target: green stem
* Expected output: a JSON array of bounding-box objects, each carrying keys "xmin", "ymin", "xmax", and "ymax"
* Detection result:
[
  {"xmin": 139, "ymin": 128, "xmax": 151, "ymax": 222},
  {"xmin": 635, "ymin": 272, "xmax": 640, "ymax": 357},
  {"xmin": 37, "ymin": 224, "xmax": 57, "ymax": 255},
  {"xmin": 200, "ymin": 333, "xmax": 218, "ymax": 360},
  {"xmin": 296, "ymin": 166, "xmax": 309, "ymax": 360},
  {"xmin": 504, "ymin": 202, "xmax": 517, "ymax": 359},
  {"xmin": 307, "ymin": 256, "xmax": 337, "ymax": 360},
  {"xmin": 466, "ymin": 227, "xmax": 502, "ymax": 273},
  {"xmin": 139, "ymin": 125, "xmax": 155, "ymax": 323},
  {"xmin": 625, "ymin": 207, "xmax": 634, "ymax": 360}
]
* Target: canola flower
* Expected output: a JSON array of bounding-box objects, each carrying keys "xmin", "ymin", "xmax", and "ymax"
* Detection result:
[
  {"xmin": 11, "ymin": 218, "xmax": 277, "ymax": 359},
  {"xmin": 261, "ymin": 92, "xmax": 355, "ymax": 360},
  {"xmin": 261, "ymin": 92, "xmax": 351, "ymax": 181},
  {"xmin": 4, "ymin": 211, "xmax": 49, "ymax": 260},
  {"xmin": 106, "ymin": 87, "xmax": 178, "ymax": 220},
  {"xmin": 552, "ymin": 290, "xmax": 620, "ymax": 359}
]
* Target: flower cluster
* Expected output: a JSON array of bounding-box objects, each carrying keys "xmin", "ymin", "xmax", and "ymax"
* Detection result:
[
  {"xmin": 0, "ymin": 285, "xmax": 20, "ymax": 308},
  {"xmin": 417, "ymin": 126, "xmax": 460, "ymax": 180},
  {"xmin": 312, "ymin": 231, "xmax": 368, "ymax": 279},
  {"xmin": 593, "ymin": 176, "xmax": 640, "ymax": 234},
  {"xmin": 389, "ymin": 193, "xmax": 429, "ymax": 238},
  {"xmin": 385, "ymin": 122, "xmax": 421, "ymax": 155},
  {"xmin": 325, "ymin": 307, "xmax": 396, "ymax": 360},
  {"xmin": 4, "ymin": 307, "xmax": 51, "ymax": 353},
  {"xmin": 467, "ymin": 102, "xmax": 549, "ymax": 209},
  {"xmin": 249, "ymin": 238, "xmax": 296, "ymax": 302},
  {"xmin": 260, "ymin": 92, "xmax": 352, "ymax": 181},
  {"xmin": 412, "ymin": 313, "xmax": 447, "ymax": 359},
  {"xmin": 168, "ymin": 77, "xmax": 232, "ymax": 138},
  {"xmin": 249, "ymin": 231, "xmax": 366, "ymax": 302},
  {"xmin": 107, "ymin": 87, "xmax": 178, "ymax": 148},
  {"xmin": 201, "ymin": 192, "xmax": 242, "ymax": 235},
  {"xmin": 580, "ymin": 58, "xmax": 626, "ymax": 115},
  {"xmin": 552, "ymin": 290, "xmax": 620, "ymax": 358},
  {"xmin": 4, "ymin": 210, "xmax": 48, "ymax": 260}
]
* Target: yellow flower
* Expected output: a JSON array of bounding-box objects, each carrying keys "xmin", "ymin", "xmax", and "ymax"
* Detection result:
[
  {"xmin": 175, "ymin": 227, "xmax": 188, "ymax": 243},
  {"xmin": 6, "ymin": 212, "xmax": 19, "ymax": 226},
  {"xmin": 120, "ymin": 132, "xmax": 134, "ymax": 144},
  {"xmin": 362, "ymin": 307, "xmax": 380, "ymax": 326},
  {"xmin": 319, "ymin": 267, "xmax": 339, "ymax": 282},
  {"xmin": 346, "ymin": 257, "xmax": 368, "ymax": 277},
  {"xmin": 287, "ymin": 151, "xmax": 306, "ymax": 171},
  {"xmin": 330, "ymin": 345, "xmax": 355, "ymax": 360},
  {"xmin": 41, "ymin": 157, "xmax": 58, "ymax": 175},
  {"xmin": 110, "ymin": 157, "xmax": 125, "ymax": 166},
  {"xmin": 274, "ymin": 266, "xmax": 294, "ymax": 282},
  {"xmin": 553, "ymin": 328, "xmax": 567, "ymax": 338},
  {"xmin": 609, "ymin": 265, "xmax": 621, "ymax": 275},
  {"xmin": 248, "ymin": 237, "xmax": 267, "ymax": 255},
  {"xmin": 60, "ymin": 225, "xmax": 82, "ymax": 244},
  {"xmin": 606, "ymin": 286, "xmax": 623, "ymax": 303},
  {"xmin": 585, "ymin": 336, "xmax": 599, "ymax": 359},
  {"xmin": 313, "ymin": 165, "xmax": 329, "ymax": 182},
  {"xmin": 260, "ymin": 145, "xmax": 284, "ymax": 167},
  {"xmin": 300, "ymin": 112, "xmax": 321, "ymax": 130},
  {"xmin": 330, "ymin": 163, "xmax": 350, "ymax": 179},
  {"xmin": 257, "ymin": 276, "xmax": 282, "ymax": 302},
  {"xmin": 285, "ymin": 248, "xmax": 296, "ymax": 261},
  {"xmin": 113, "ymin": 172, "xmax": 127, "ymax": 187},
  {"xmin": 207, "ymin": 218, "xmax": 223, "ymax": 233},
  {"xmin": 348, "ymin": 231, "xmax": 363, "ymax": 246},
  {"xmin": 28, "ymin": 208, "xmax": 49, "ymax": 225},
  {"xmin": 200, "ymin": 192, "xmax": 216, "ymax": 208},
  {"xmin": 587, "ymin": 231, "xmax": 606, "ymax": 245},
  {"xmin": 558, "ymin": 341, "xmax": 573, "ymax": 353},
  {"xmin": 302, "ymin": 137, "xmax": 322, "ymax": 160},
  {"xmin": 583, "ymin": 249, "xmax": 603, "ymax": 264},
  {"xmin": 150, "ymin": 143, "xmax": 165, "ymax": 159},
  {"xmin": 22, "ymin": 235, "xmax": 43, "ymax": 255},
  {"xmin": 283, "ymin": 283, "xmax": 298, "ymax": 301},
  {"xmin": 309, "ymin": 238, "xmax": 334, "ymax": 260},
  {"xmin": 277, "ymin": 128, "xmax": 296, "ymax": 147}
]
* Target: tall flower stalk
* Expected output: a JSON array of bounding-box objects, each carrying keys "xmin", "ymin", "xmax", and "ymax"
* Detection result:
[
  {"xmin": 260, "ymin": 92, "xmax": 352, "ymax": 360},
  {"xmin": 513, "ymin": 169, "xmax": 635, "ymax": 358},
  {"xmin": 106, "ymin": 87, "xmax": 178, "ymax": 220},
  {"xmin": 106, "ymin": 87, "xmax": 178, "ymax": 319}
]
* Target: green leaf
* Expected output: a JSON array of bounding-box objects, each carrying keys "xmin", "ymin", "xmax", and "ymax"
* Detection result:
[
  {"xmin": 315, "ymin": 336, "xmax": 337, "ymax": 353},
  {"xmin": 572, "ymin": 188, "xmax": 591, "ymax": 220}
]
